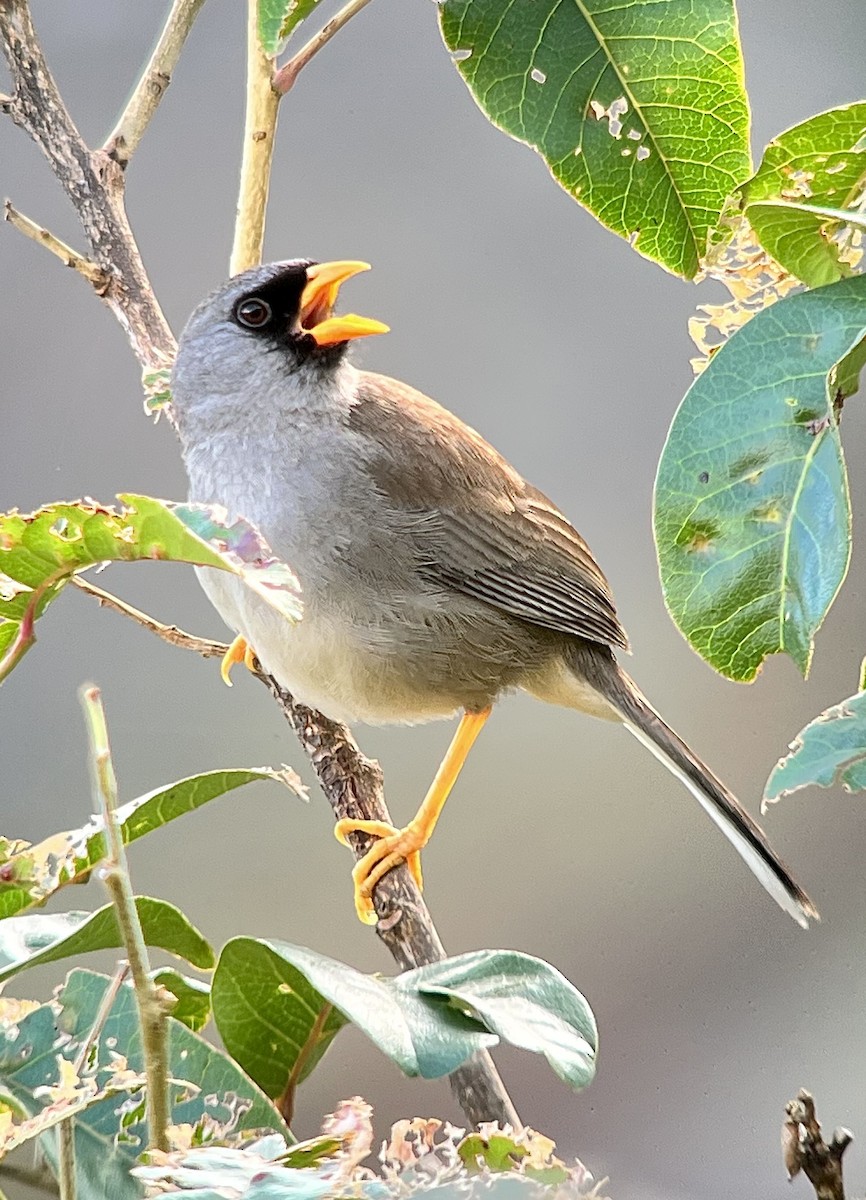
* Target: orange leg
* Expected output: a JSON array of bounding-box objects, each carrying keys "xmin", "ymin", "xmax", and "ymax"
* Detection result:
[
  {"xmin": 334, "ymin": 707, "xmax": 491, "ymax": 924},
  {"xmin": 220, "ymin": 634, "xmax": 259, "ymax": 686}
]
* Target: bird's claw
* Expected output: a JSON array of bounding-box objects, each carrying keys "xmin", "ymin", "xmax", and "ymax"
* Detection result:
[
  {"xmin": 334, "ymin": 817, "xmax": 425, "ymax": 924},
  {"xmin": 220, "ymin": 635, "xmax": 258, "ymax": 686}
]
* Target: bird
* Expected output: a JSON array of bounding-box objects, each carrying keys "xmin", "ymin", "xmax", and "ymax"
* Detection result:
[{"xmin": 170, "ymin": 258, "xmax": 817, "ymax": 929}]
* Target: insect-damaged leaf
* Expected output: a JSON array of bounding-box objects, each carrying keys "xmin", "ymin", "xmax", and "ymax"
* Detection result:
[
  {"xmin": 0, "ymin": 493, "xmax": 301, "ymax": 683},
  {"xmin": 0, "ymin": 969, "xmax": 286, "ymax": 1200},
  {"xmin": 0, "ymin": 767, "xmax": 297, "ymax": 919},
  {"xmin": 743, "ymin": 103, "xmax": 866, "ymax": 288},
  {"xmin": 257, "ymin": 0, "xmax": 322, "ymax": 55},
  {"xmin": 765, "ymin": 686, "xmax": 866, "ymax": 803},
  {"xmin": 439, "ymin": 0, "xmax": 751, "ymax": 278},
  {"xmin": 654, "ymin": 274, "xmax": 866, "ymax": 681}
]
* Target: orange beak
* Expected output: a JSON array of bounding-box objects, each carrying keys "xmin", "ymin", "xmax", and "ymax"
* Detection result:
[{"xmin": 299, "ymin": 261, "xmax": 389, "ymax": 346}]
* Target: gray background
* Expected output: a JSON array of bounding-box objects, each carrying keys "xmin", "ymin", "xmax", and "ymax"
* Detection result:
[{"xmin": 2, "ymin": 3, "xmax": 865, "ymax": 1197}]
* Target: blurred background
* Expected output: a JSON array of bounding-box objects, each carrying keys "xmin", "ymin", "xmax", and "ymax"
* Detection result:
[{"xmin": 2, "ymin": 2, "xmax": 866, "ymax": 1197}]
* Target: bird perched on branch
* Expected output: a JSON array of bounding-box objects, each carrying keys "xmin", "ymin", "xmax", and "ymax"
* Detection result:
[{"xmin": 171, "ymin": 259, "xmax": 816, "ymax": 928}]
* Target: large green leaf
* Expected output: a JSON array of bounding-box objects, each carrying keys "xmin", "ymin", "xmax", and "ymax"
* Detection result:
[
  {"xmin": 439, "ymin": 0, "xmax": 751, "ymax": 278},
  {"xmin": 0, "ymin": 969, "xmax": 286, "ymax": 1200},
  {"xmin": 0, "ymin": 898, "xmax": 213, "ymax": 983},
  {"xmin": 213, "ymin": 941, "xmax": 596, "ymax": 1098},
  {"xmin": 743, "ymin": 103, "xmax": 866, "ymax": 287},
  {"xmin": 0, "ymin": 493, "xmax": 301, "ymax": 683},
  {"xmin": 407, "ymin": 950, "xmax": 596, "ymax": 1090},
  {"xmin": 765, "ymin": 687, "xmax": 866, "ymax": 802},
  {"xmin": 0, "ymin": 767, "xmax": 296, "ymax": 919},
  {"xmin": 654, "ymin": 274, "xmax": 866, "ymax": 681},
  {"xmin": 258, "ymin": 0, "xmax": 322, "ymax": 55}
]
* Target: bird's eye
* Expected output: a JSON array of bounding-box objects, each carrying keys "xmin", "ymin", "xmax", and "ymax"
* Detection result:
[{"xmin": 234, "ymin": 297, "xmax": 273, "ymax": 329}]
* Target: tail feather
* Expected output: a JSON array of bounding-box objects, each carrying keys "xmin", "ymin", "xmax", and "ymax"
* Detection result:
[{"xmin": 579, "ymin": 651, "xmax": 817, "ymax": 927}]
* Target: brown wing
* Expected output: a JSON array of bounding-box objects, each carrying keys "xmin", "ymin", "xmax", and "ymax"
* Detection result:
[{"xmin": 349, "ymin": 372, "xmax": 630, "ymax": 651}]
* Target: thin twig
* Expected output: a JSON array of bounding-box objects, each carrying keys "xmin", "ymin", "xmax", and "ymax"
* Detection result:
[
  {"xmin": 103, "ymin": 0, "xmax": 207, "ymax": 167},
  {"xmin": 273, "ymin": 0, "xmax": 375, "ymax": 95},
  {"xmin": 0, "ymin": 0, "xmax": 175, "ymax": 375},
  {"xmin": 230, "ymin": 0, "xmax": 280, "ymax": 275},
  {"xmin": 81, "ymin": 687, "xmax": 172, "ymax": 1152},
  {"xmin": 71, "ymin": 574, "xmax": 227, "ymax": 661},
  {"xmin": 4, "ymin": 200, "xmax": 108, "ymax": 288}
]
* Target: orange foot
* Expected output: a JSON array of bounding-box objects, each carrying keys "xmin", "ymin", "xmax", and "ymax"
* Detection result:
[
  {"xmin": 220, "ymin": 634, "xmax": 259, "ymax": 686},
  {"xmin": 333, "ymin": 819, "xmax": 426, "ymax": 925}
]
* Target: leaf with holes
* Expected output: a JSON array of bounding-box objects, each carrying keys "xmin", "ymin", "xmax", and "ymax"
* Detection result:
[
  {"xmin": 213, "ymin": 941, "xmax": 596, "ymax": 1099},
  {"xmin": 765, "ymin": 687, "xmax": 866, "ymax": 802},
  {"xmin": 439, "ymin": 0, "xmax": 751, "ymax": 278},
  {"xmin": 0, "ymin": 494, "xmax": 301, "ymax": 684},
  {"xmin": 0, "ymin": 898, "xmax": 213, "ymax": 984},
  {"xmin": 0, "ymin": 969, "xmax": 286, "ymax": 1200},
  {"xmin": 258, "ymin": 0, "xmax": 322, "ymax": 55},
  {"xmin": 0, "ymin": 767, "xmax": 296, "ymax": 919},
  {"xmin": 743, "ymin": 103, "xmax": 866, "ymax": 287},
  {"xmin": 655, "ymin": 274, "xmax": 866, "ymax": 681}
]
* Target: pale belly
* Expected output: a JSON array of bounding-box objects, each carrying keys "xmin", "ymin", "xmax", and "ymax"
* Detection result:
[{"xmin": 197, "ymin": 567, "xmax": 466, "ymax": 725}]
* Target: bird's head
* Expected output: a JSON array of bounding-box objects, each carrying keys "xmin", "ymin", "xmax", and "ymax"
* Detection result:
[{"xmin": 172, "ymin": 259, "xmax": 388, "ymax": 419}]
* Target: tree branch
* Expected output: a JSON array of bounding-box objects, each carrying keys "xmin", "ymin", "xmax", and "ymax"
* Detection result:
[
  {"xmin": 783, "ymin": 1089, "xmax": 852, "ymax": 1200},
  {"xmin": 2, "ymin": 0, "xmax": 521, "ymax": 1131},
  {"xmin": 273, "ymin": 0, "xmax": 375, "ymax": 95},
  {"xmin": 230, "ymin": 0, "xmax": 280, "ymax": 275},
  {"xmin": 4, "ymin": 199, "xmax": 109, "ymax": 288},
  {"xmin": 0, "ymin": 0, "xmax": 175, "ymax": 374},
  {"xmin": 103, "ymin": 0, "xmax": 207, "ymax": 167}
]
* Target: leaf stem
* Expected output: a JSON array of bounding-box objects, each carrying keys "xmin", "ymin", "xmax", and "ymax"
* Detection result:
[
  {"xmin": 230, "ymin": 0, "xmax": 280, "ymax": 275},
  {"xmin": 273, "ymin": 0, "xmax": 375, "ymax": 95},
  {"xmin": 103, "ymin": 0, "xmax": 208, "ymax": 167},
  {"xmin": 80, "ymin": 686, "xmax": 171, "ymax": 1153}
]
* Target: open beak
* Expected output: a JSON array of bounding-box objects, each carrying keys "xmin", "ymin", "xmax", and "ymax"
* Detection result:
[{"xmin": 299, "ymin": 260, "xmax": 390, "ymax": 346}]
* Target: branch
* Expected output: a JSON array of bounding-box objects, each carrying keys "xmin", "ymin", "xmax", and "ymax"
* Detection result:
[
  {"xmin": 103, "ymin": 0, "xmax": 207, "ymax": 167},
  {"xmin": 75, "ymin": 579, "xmax": 520, "ymax": 1128},
  {"xmin": 230, "ymin": 0, "xmax": 280, "ymax": 275},
  {"xmin": 81, "ymin": 687, "xmax": 173, "ymax": 1152},
  {"xmin": 4, "ymin": 200, "xmax": 108, "ymax": 288},
  {"xmin": 273, "ymin": 0, "xmax": 375, "ymax": 95},
  {"xmin": 783, "ymin": 1089, "xmax": 852, "ymax": 1200},
  {"xmin": 0, "ymin": 0, "xmax": 175, "ymax": 373},
  {"xmin": 3, "ymin": 1, "xmax": 521, "ymax": 1131}
]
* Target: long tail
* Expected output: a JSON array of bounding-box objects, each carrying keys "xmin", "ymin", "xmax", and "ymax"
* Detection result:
[{"xmin": 574, "ymin": 647, "xmax": 818, "ymax": 928}]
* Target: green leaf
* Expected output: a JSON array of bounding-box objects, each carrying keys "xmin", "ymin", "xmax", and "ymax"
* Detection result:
[
  {"xmin": 133, "ymin": 1141, "xmax": 340, "ymax": 1200},
  {"xmin": 0, "ymin": 767, "xmax": 296, "ymax": 919},
  {"xmin": 743, "ymin": 103, "xmax": 866, "ymax": 287},
  {"xmin": 654, "ymin": 274, "xmax": 866, "ymax": 681},
  {"xmin": 439, "ymin": 0, "xmax": 751, "ymax": 278},
  {"xmin": 153, "ymin": 970, "xmax": 211, "ymax": 1032},
  {"xmin": 0, "ymin": 493, "xmax": 301, "ymax": 684},
  {"xmin": 407, "ymin": 950, "xmax": 597, "ymax": 1091},
  {"xmin": 0, "ymin": 898, "xmax": 213, "ymax": 983},
  {"xmin": 765, "ymin": 687, "xmax": 866, "ymax": 801},
  {"xmin": 0, "ymin": 969, "xmax": 286, "ymax": 1200},
  {"xmin": 213, "ymin": 941, "xmax": 595, "ymax": 1097},
  {"xmin": 258, "ymin": 0, "xmax": 322, "ymax": 56}
]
